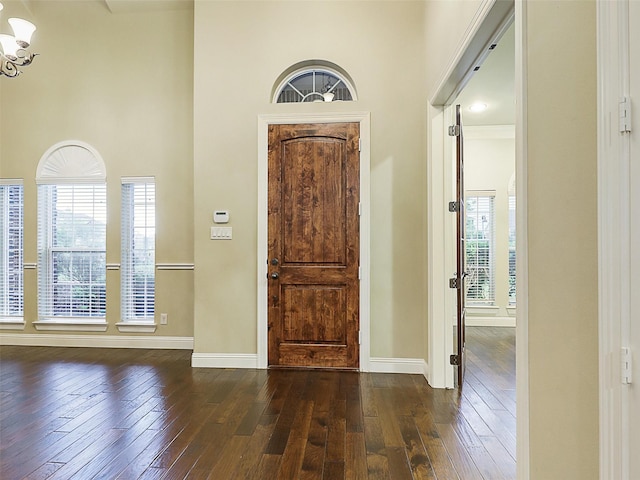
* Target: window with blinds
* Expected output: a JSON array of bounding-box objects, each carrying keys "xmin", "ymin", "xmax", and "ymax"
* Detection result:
[
  {"xmin": 0, "ymin": 181, "xmax": 24, "ymax": 318},
  {"xmin": 121, "ymin": 178, "xmax": 155, "ymax": 322},
  {"xmin": 465, "ymin": 192, "xmax": 496, "ymax": 305},
  {"xmin": 508, "ymin": 195, "xmax": 516, "ymax": 305},
  {"xmin": 37, "ymin": 184, "xmax": 107, "ymax": 319}
]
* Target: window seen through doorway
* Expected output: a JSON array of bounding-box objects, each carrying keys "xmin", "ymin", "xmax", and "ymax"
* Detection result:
[{"xmin": 465, "ymin": 192, "xmax": 496, "ymax": 305}]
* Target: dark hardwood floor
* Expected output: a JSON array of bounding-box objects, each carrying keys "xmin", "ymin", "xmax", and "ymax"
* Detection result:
[{"xmin": 0, "ymin": 327, "xmax": 515, "ymax": 479}]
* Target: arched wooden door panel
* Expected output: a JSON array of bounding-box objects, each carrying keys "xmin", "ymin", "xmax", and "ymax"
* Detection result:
[{"xmin": 267, "ymin": 123, "xmax": 360, "ymax": 369}]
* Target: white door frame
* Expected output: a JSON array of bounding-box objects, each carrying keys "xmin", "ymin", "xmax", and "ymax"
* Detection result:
[
  {"xmin": 256, "ymin": 112, "xmax": 371, "ymax": 371},
  {"xmin": 426, "ymin": 0, "xmax": 529, "ymax": 478},
  {"xmin": 427, "ymin": 0, "xmax": 517, "ymax": 387},
  {"xmin": 597, "ymin": 0, "xmax": 633, "ymax": 478}
]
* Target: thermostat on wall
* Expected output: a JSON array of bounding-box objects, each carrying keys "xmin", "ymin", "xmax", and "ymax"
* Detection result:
[{"xmin": 213, "ymin": 210, "xmax": 230, "ymax": 224}]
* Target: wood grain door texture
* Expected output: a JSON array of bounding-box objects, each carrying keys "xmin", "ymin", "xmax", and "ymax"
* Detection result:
[
  {"xmin": 453, "ymin": 104, "xmax": 467, "ymax": 387},
  {"xmin": 267, "ymin": 123, "xmax": 360, "ymax": 369}
]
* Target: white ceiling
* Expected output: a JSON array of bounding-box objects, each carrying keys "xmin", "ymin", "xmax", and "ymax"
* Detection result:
[{"xmin": 454, "ymin": 22, "xmax": 515, "ymax": 127}]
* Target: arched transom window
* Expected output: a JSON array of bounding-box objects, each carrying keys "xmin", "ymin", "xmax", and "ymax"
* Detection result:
[{"xmin": 274, "ymin": 63, "xmax": 356, "ymax": 103}]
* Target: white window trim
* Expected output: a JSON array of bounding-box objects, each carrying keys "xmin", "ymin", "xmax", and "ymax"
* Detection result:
[
  {"xmin": 0, "ymin": 179, "xmax": 24, "ymax": 324},
  {"xmin": 116, "ymin": 322, "xmax": 157, "ymax": 333},
  {"xmin": 0, "ymin": 319, "xmax": 26, "ymax": 330},
  {"xmin": 465, "ymin": 190, "xmax": 497, "ymax": 306},
  {"xmin": 36, "ymin": 141, "xmax": 107, "ymax": 330},
  {"xmin": 33, "ymin": 319, "xmax": 108, "ymax": 332},
  {"xmin": 120, "ymin": 177, "xmax": 156, "ymax": 327},
  {"xmin": 37, "ymin": 184, "xmax": 107, "ymax": 323},
  {"xmin": 36, "ymin": 141, "xmax": 106, "ymax": 185},
  {"xmin": 508, "ymin": 193, "xmax": 516, "ymax": 306}
]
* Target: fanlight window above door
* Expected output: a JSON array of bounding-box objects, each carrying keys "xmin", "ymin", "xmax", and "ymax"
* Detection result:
[{"xmin": 274, "ymin": 68, "xmax": 355, "ymax": 103}]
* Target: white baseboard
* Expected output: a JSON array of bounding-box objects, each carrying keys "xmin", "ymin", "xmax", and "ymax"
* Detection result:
[
  {"xmin": 0, "ymin": 333, "xmax": 194, "ymax": 350},
  {"xmin": 191, "ymin": 353, "xmax": 429, "ymax": 380},
  {"xmin": 466, "ymin": 316, "xmax": 516, "ymax": 327},
  {"xmin": 191, "ymin": 353, "xmax": 258, "ymax": 369},
  {"xmin": 369, "ymin": 357, "xmax": 429, "ymax": 377}
]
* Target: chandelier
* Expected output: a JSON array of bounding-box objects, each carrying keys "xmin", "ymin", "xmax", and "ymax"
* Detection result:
[{"xmin": 0, "ymin": 2, "xmax": 37, "ymax": 77}]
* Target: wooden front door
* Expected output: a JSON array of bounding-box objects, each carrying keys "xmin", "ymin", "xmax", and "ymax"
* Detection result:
[{"xmin": 267, "ymin": 122, "xmax": 360, "ymax": 369}]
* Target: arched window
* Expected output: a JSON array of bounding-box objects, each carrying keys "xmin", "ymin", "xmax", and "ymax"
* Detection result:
[
  {"xmin": 35, "ymin": 141, "xmax": 107, "ymax": 329},
  {"xmin": 273, "ymin": 61, "xmax": 357, "ymax": 103}
]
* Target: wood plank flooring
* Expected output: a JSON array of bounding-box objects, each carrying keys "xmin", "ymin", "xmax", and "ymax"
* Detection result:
[{"xmin": 0, "ymin": 327, "xmax": 515, "ymax": 479}]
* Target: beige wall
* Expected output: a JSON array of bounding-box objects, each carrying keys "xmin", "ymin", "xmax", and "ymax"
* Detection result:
[
  {"xmin": 0, "ymin": 0, "xmax": 195, "ymax": 337},
  {"xmin": 423, "ymin": 0, "xmax": 485, "ymax": 97},
  {"xmin": 1, "ymin": 1, "xmax": 603, "ymax": 475},
  {"xmin": 526, "ymin": 1, "xmax": 599, "ymax": 477},
  {"xmin": 424, "ymin": 0, "xmax": 599, "ymax": 477},
  {"xmin": 193, "ymin": 1, "xmax": 428, "ymax": 358}
]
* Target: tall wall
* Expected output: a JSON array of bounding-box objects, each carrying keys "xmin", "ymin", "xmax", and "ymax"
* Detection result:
[
  {"xmin": 424, "ymin": 0, "xmax": 599, "ymax": 477},
  {"xmin": 192, "ymin": 1, "xmax": 428, "ymax": 359},
  {"xmin": 423, "ymin": 0, "xmax": 485, "ymax": 97},
  {"xmin": 0, "ymin": 0, "xmax": 195, "ymax": 338},
  {"xmin": 525, "ymin": 1, "xmax": 599, "ymax": 477}
]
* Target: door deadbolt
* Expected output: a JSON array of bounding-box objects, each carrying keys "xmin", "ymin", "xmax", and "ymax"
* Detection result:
[
  {"xmin": 270, "ymin": 272, "xmax": 279, "ymax": 280},
  {"xmin": 271, "ymin": 258, "xmax": 279, "ymax": 265}
]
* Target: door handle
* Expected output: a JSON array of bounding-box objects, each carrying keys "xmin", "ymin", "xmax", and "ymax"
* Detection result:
[{"xmin": 270, "ymin": 272, "xmax": 279, "ymax": 280}]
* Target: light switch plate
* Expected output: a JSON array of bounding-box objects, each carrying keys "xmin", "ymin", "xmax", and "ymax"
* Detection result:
[{"xmin": 211, "ymin": 226, "xmax": 232, "ymax": 240}]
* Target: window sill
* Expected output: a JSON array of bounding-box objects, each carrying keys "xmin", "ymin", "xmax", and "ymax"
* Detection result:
[
  {"xmin": 466, "ymin": 305, "xmax": 499, "ymax": 316},
  {"xmin": 0, "ymin": 317, "xmax": 26, "ymax": 330},
  {"xmin": 116, "ymin": 322, "xmax": 157, "ymax": 333},
  {"xmin": 33, "ymin": 319, "xmax": 108, "ymax": 332}
]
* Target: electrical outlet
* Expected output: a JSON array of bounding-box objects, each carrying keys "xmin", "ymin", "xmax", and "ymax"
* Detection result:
[{"xmin": 160, "ymin": 313, "xmax": 168, "ymax": 325}]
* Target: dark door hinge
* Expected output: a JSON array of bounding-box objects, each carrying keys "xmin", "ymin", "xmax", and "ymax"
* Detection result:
[
  {"xmin": 448, "ymin": 201, "xmax": 460, "ymax": 212},
  {"xmin": 448, "ymin": 125, "xmax": 461, "ymax": 137},
  {"xmin": 449, "ymin": 277, "xmax": 460, "ymax": 289},
  {"xmin": 450, "ymin": 354, "xmax": 460, "ymax": 366}
]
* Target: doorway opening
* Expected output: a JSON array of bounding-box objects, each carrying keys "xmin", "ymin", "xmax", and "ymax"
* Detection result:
[
  {"xmin": 427, "ymin": 1, "xmax": 528, "ymax": 475},
  {"xmin": 451, "ymin": 21, "xmax": 516, "ymax": 391},
  {"xmin": 256, "ymin": 112, "xmax": 371, "ymax": 371},
  {"xmin": 440, "ymin": 12, "xmax": 517, "ymax": 475}
]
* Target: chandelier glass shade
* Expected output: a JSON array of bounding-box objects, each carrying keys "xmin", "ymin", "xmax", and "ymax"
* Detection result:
[{"xmin": 0, "ymin": 2, "xmax": 37, "ymax": 77}]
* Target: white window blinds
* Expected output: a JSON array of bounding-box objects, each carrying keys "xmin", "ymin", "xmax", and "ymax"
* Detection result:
[
  {"xmin": 0, "ymin": 181, "xmax": 24, "ymax": 318},
  {"xmin": 37, "ymin": 184, "xmax": 107, "ymax": 319},
  {"xmin": 465, "ymin": 192, "xmax": 496, "ymax": 305},
  {"xmin": 508, "ymin": 195, "xmax": 516, "ymax": 305},
  {"xmin": 121, "ymin": 178, "xmax": 155, "ymax": 322}
]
